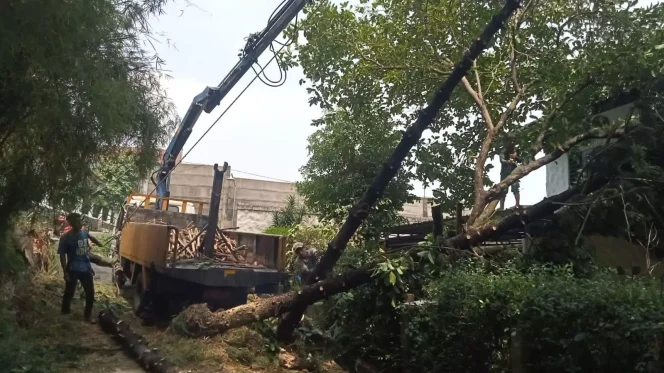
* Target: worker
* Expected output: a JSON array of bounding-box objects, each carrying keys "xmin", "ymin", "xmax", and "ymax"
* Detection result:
[
  {"xmin": 58, "ymin": 214, "xmax": 87, "ymax": 235},
  {"xmin": 499, "ymin": 134, "xmax": 521, "ymax": 210},
  {"xmin": 292, "ymin": 242, "xmax": 318, "ymax": 283},
  {"xmin": 58, "ymin": 213, "xmax": 101, "ymax": 323},
  {"xmin": 59, "ymin": 214, "xmax": 106, "ymax": 265}
]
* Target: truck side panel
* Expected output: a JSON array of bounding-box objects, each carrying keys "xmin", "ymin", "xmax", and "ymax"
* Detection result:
[
  {"xmin": 119, "ymin": 222, "xmax": 171, "ymax": 268},
  {"xmin": 225, "ymin": 231, "xmax": 287, "ymax": 270}
]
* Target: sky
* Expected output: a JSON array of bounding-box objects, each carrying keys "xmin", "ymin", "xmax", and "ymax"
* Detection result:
[{"xmin": 151, "ymin": 0, "xmax": 661, "ymax": 208}]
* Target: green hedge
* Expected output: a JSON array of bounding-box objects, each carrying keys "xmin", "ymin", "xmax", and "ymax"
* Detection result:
[
  {"xmin": 263, "ymin": 226, "xmax": 291, "ymax": 236},
  {"xmin": 403, "ymin": 261, "xmax": 664, "ymax": 372}
]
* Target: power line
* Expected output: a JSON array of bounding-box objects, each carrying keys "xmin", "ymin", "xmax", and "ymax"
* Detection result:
[
  {"xmin": 233, "ymin": 169, "xmax": 294, "ymax": 183},
  {"xmin": 158, "ymin": 155, "xmax": 296, "ymax": 183}
]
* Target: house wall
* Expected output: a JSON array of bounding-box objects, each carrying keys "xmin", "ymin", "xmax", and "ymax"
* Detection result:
[
  {"xmin": 545, "ymin": 138, "xmax": 619, "ymax": 197},
  {"xmin": 136, "ymin": 162, "xmax": 433, "ymax": 233},
  {"xmin": 545, "ymin": 101, "xmax": 635, "ymax": 197},
  {"xmin": 545, "ymin": 153, "xmax": 570, "ymax": 197},
  {"xmin": 588, "ymin": 235, "xmax": 664, "ymax": 277}
]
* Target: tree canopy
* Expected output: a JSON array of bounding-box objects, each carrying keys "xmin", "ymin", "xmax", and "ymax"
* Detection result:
[
  {"xmin": 284, "ymin": 0, "xmax": 664, "ymax": 225},
  {"xmin": 297, "ymin": 109, "xmax": 415, "ymax": 235},
  {"xmin": 0, "ymin": 0, "xmax": 177, "ymax": 226}
]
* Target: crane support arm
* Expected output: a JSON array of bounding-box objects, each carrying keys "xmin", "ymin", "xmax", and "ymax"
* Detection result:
[{"xmin": 154, "ymin": 0, "xmax": 310, "ymax": 209}]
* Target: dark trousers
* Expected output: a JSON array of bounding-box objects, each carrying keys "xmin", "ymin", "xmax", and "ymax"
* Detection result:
[{"xmin": 62, "ymin": 270, "xmax": 95, "ymax": 319}]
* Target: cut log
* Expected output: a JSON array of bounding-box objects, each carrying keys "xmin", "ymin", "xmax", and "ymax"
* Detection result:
[
  {"xmin": 98, "ymin": 310, "xmax": 180, "ymax": 373},
  {"xmin": 174, "ymin": 268, "xmax": 372, "ymax": 337},
  {"xmin": 276, "ymin": 0, "xmax": 524, "ymax": 341}
]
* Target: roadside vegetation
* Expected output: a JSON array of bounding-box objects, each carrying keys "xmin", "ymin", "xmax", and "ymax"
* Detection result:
[{"xmin": 3, "ymin": 0, "xmax": 664, "ymax": 372}]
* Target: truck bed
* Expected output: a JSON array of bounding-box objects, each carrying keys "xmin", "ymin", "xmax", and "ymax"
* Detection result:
[{"xmin": 157, "ymin": 258, "xmax": 288, "ymax": 288}]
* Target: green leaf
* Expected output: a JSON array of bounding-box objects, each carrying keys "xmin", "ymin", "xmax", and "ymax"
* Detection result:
[{"xmin": 389, "ymin": 271, "xmax": 397, "ymax": 285}]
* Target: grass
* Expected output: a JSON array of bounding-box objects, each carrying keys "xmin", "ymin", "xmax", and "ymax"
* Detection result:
[
  {"xmin": 0, "ymin": 273, "xmax": 119, "ymax": 372},
  {"xmin": 89, "ymin": 232, "xmax": 113, "ymax": 258}
]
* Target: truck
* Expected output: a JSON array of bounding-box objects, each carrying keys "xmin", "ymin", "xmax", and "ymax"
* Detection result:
[
  {"xmin": 117, "ymin": 165, "xmax": 290, "ymax": 317},
  {"xmin": 114, "ymin": 1, "xmax": 307, "ymax": 317},
  {"xmin": 116, "ymin": 203, "xmax": 289, "ymax": 316}
]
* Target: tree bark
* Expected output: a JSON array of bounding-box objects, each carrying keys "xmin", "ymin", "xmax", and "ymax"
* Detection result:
[
  {"xmin": 276, "ymin": 0, "xmax": 525, "ymax": 342},
  {"xmin": 175, "ymin": 269, "xmax": 372, "ymax": 337},
  {"xmin": 98, "ymin": 310, "xmax": 179, "ymax": 373}
]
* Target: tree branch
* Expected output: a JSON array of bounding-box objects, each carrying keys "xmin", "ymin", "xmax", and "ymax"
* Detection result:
[
  {"xmin": 461, "ymin": 76, "xmax": 495, "ymax": 130},
  {"xmin": 473, "ymin": 60, "xmax": 484, "ymax": 99},
  {"xmin": 495, "ymin": 83, "xmax": 530, "ymax": 130},
  {"xmin": 486, "ymin": 127, "xmax": 624, "ymax": 201},
  {"xmin": 275, "ymin": 0, "xmax": 524, "ymax": 341},
  {"xmin": 509, "ymin": 37, "xmax": 520, "ymax": 94},
  {"xmin": 531, "ymin": 77, "xmax": 595, "ymax": 154}
]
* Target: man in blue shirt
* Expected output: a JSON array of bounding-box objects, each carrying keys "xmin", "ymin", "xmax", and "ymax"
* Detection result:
[{"xmin": 58, "ymin": 213, "xmax": 102, "ymax": 323}]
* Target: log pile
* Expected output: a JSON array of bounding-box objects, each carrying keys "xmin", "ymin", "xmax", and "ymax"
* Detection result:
[{"xmin": 168, "ymin": 225, "xmax": 261, "ymax": 267}]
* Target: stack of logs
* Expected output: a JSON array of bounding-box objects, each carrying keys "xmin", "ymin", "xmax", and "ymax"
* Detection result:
[{"xmin": 168, "ymin": 224, "xmax": 261, "ymax": 267}]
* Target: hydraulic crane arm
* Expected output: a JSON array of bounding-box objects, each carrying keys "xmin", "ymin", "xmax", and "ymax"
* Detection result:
[{"xmin": 154, "ymin": 0, "xmax": 309, "ymax": 209}]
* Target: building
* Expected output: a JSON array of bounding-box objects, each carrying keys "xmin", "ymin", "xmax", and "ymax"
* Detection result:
[
  {"xmin": 545, "ymin": 93, "xmax": 637, "ymax": 197},
  {"xmin": 134, "ymin": 162, "xmax": 434, "ymax": 233}
]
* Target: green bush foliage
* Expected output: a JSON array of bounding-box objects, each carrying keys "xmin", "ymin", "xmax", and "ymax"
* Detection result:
[
  {"xmin": 263, "ymin": 226, "xmax": 291, "ymax": 236},
  {"xmin": 409, "ymin": 261, "xmax": 664, "ymax": 372},
  {"xmin": 310, "ymin": 259, "xmax": 664, "ymax": 372}
]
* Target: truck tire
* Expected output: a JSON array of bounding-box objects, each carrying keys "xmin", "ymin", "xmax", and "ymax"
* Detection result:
[{"xmin": 133, "ymin": 277, "xmax": 146, "ymax": 316}]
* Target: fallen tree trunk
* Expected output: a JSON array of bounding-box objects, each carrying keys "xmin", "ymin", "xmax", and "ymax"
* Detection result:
[
  {"xmin": 174, "ymin": 268, "xmax": 372, "ymax": 337},
  {"xmin": 98, "ymin": 310, "xmax": 179, "ymax": 373},
  {"xmin": 276, "ymin": 0, "xmax": 525, "ymax": 341},
  {"xmin": 176, "ymin": 179, "xmax": 595, "ymax": 338}
]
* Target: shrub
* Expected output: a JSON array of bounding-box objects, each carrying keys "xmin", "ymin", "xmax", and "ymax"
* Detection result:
[
  {"xmin": 308, "ymin": 259, "xmax": 664, "ymax": 373},
  {"xmin": 404, "ymin": 261, "xmax": 664, "ymax": 373},
  {"xmin": 263, "ymin": 226, "xmax": 291, "ymax": 236}
]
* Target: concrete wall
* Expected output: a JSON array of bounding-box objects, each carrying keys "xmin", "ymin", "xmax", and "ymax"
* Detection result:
[{"xmin": 137, "ymin": 162, "xmax": 433, "ymax": 233}]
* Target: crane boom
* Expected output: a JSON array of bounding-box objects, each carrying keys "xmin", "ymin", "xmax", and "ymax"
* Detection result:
[{"xmin": 155, "ymin": 0, "xmax": 309, "ymax": 209}]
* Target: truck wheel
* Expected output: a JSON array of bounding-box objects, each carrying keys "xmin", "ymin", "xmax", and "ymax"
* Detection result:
[{"xmin": 133, "ymin": 277, "xmax": 146, "ymax": 316}]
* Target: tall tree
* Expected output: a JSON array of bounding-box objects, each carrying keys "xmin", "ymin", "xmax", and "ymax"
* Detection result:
[
  {"xmin": 298, "ymin": 108, "xmax": 415, "ymax": 236},
  {"xmin": 271, "ymin": 195, "xmax": 308, "ymax": 228},
  {"xmin": 284, "ymin": 0, "xmax": 664, "ymax": 227},
  {"xmin": 0, "ymin": 0, "xmax": 177, "ymax": 227}
]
